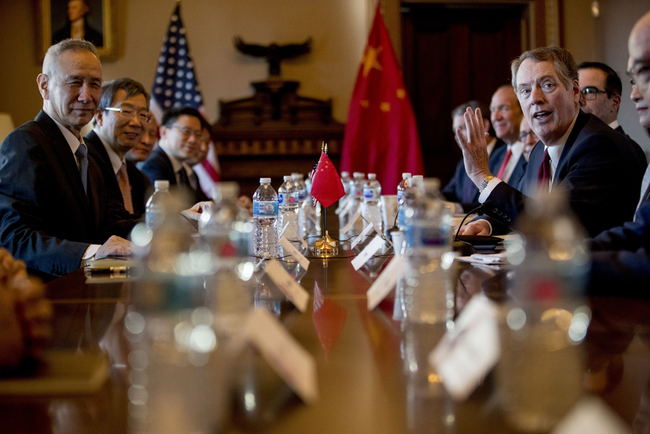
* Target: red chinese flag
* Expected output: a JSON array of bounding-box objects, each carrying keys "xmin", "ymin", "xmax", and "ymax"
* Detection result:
[
  {"xmin": 310, "ymin": 151, "xmax": 345, "ymax": 208},
  {"xmin": 340, "ymin": 3, "xmax": 424, "ymax": 194}
]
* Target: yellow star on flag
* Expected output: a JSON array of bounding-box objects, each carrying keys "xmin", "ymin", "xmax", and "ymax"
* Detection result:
[
  {"xmin": 361, "ymin": 46, "xmax": 383, "ymax": 77},
  {"xmin": 380, "ymin": 102, "xmax": 390, "ymax": 112},
  {"xmin": 397, "ymin": 89, "xmax": 406, "ymax": 99}
]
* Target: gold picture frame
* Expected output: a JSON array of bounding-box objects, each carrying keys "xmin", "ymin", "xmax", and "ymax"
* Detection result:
[{"xmin": 37, "ymin": 0, "xmax": 116, "ymax": 62}]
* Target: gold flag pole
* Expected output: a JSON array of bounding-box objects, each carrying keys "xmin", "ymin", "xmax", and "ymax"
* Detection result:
[{"xmin": 313, "ymin": 142, "xmax": 339, "ymax": 257}]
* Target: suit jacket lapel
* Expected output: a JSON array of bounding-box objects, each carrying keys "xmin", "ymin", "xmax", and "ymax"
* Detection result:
[
  {"xmin": 554, "ymin": 111, "xmax": 588, "ymax": 185},
  {"xmin": 35, "ymin": 111, "xmax": 90, "ymax": 213}
]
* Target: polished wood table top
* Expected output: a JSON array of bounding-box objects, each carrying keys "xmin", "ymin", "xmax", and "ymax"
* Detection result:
[{"xmin": 1, "ymin": 243, "xmax": 649, "ymax": 434}]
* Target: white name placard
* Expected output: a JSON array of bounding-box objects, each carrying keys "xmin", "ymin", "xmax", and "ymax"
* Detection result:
[
  {"xmin": 280, "ymin": 237, "xmax": 310, "ymax": 270},
  {"xmin": 265, "ymin": 259, "xmax": 310, "ymax": 313},
  {"xmin": 241, "ymin": 309, "xmax": 319, "ymax": 405},
  {"xmin": 367, "ymin": 256, "xmax": 407, "ymax": 310},
  {"xmin": 429, "ymin": 295, "xmax": 500, "ymax": 401},
  {"xmin": 552, "ymin": 397, "xmax": 631, "ymax": 434},
  {"xmin": 351, "ymin": 222, "xmax": 377, "ymax": 249},
  {"xmin": 351, "ymin": 235, "xmax": 385, "ymax": 271},
  {"xmin": 341, "ymin": 209, "xmax": 361, "ymax": 234}
]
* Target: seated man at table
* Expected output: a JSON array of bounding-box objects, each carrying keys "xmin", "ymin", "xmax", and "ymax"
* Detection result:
[
  {"xmin": 138, "ymin": 107, "xmax": 210, "ymax": 204},
  {"xmin": 0, "ymin": 39, "xmax": 134, "ymax": 278},
  {"xmin": 457, "ymin": 46, "xmax": 645, "ymax": 238},
  {"xmin": 126, "ymin": 110, "xmax": 157, "ymax": 164},
  {"xmin": 86, "ymin": 78, "xmax": 152, "ymax": 218},
  {"xmin": 587, "ymin": 10, "xmax": 650, "ymax": 296},
  {"xmin": 442, "ymin": 100, "xmax": 504, "ymax": 213}
]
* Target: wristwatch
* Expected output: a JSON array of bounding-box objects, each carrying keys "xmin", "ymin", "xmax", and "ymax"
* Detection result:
[{"xmin": 478, "ymin": 175, "xmax": 495, "ymax": 193}]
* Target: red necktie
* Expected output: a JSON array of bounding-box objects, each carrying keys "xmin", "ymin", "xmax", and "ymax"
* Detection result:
[
  {"xmin": 537, "ymin": 148, "xmax": 551, "ymax": 187},
  {"xmin": 117, "ymin": 163, "xmax": 134, "ymax": 214},
  {"xmin": 496, "ymin": 148, "xmax": 512, "ymax": 180}
]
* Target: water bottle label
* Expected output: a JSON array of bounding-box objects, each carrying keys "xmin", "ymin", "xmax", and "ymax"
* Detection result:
[
  {"xmin": 253, "ymin": 200, "xmax": 279, "ymax": 217},
  {"xmin": 397, "ymin": 191, "xmax": 404, "ymax": 202},
  {"xmin": 363, "ymin": 188, "xmax": 379, "ymax": 200},
  {"xmin": 298, "ymin": 190, "xmax": 306, "ymax": 201},
  {"xmin": 413, "ymin": 225, "xmax": 450, "ymax": 246},
  {"xmin": 278, "ymin": 194, "xmax": 284, "ymax": 205}
]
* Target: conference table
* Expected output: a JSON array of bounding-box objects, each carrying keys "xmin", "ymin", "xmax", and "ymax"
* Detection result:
[{"xmin": 0, "ymin": 228, "xmax": 649, "ymax": 434}]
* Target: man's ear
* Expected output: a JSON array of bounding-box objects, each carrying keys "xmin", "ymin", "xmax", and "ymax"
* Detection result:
[
  {"xmin": 37, "ymin": 74, "xmax": 49, "ymax": 100},
  {"xmin": 95, "ymin": 110, "xmax": 104, "ymax": 127},
  {"xmin": 611, "ymin": 94, "xmax": 621, "ymax": 113}
]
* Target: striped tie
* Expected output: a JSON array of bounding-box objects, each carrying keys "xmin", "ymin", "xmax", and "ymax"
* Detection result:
[{"xmin": 117, "ymin": 163, "xmax": 134, "ymax": 214}]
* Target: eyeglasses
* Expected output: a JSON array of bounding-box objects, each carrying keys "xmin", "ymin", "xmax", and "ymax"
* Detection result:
[
  {"xmin": 519, "ymin": 131, "xmax": 537, "ymax": 141},
  {"xmin": 580, "ymin": 86, "xmax": 608, "ymax": 100},
  {"xmin": 170, "ymin": 125, "xmax": 204, "ymax": 140},
  {"xmin": 104, "ymin": 106, "xmax": 152, "ymax": 124}
]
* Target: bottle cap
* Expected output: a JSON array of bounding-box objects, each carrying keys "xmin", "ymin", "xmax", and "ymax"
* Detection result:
[
  {"xmin": 368, "ymin": 173, "xmax": 377, "ymax": 179},
  {"xmin": 260, "ymin": 177, "xmax": 271, "ymax": 184},
  {"xmin": 291, "ymin": 173, "xmax": 304, "ymax": 181},
  {"xmin": 341, "ymin": 171, "xmax": 350, "ymax": 177},
  {"xmin": 283, "ymin": 175, "xmax": 292, "ymax": 181},
  {"xmin": 402, "ymin": 172, "xmax": 412, "ymax": 179},
  {"xmin": 154, "ymin": 180, "xmax": 170, "ymax": 190},
  {"xmin": 353, "ymin": 172, "xmax": 365, "ymax": 178}
]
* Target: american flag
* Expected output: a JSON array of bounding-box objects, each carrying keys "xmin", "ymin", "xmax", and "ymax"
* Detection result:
[{"xmin": 150, "ymin": 3, "xmax": 205, "ymax": 122}]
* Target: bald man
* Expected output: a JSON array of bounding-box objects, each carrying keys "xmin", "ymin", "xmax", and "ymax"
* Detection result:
[{"xmin": 588, "ymin": 10, "xmax": 650, "ymax": 296}]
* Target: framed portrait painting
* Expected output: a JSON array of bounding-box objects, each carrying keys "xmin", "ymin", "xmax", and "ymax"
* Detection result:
[{"xmin": 38, "ymin": 0, "xmax": 116, "ymax": 61}]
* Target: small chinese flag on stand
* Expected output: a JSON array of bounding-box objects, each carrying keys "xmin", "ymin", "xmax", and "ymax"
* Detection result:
[
  {"xmin": 310, "ymin": 151, "xmax": 345, "ymax": 208},
  {"xmin": 340, "ymin": 3, "xmax": 424, "ymax": 194}
]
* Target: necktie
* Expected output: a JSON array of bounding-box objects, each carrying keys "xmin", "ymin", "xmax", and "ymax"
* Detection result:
[
  {"xmin": 634, "ymin": 164, "xmax": 650, "ymax": 221},
  {"xmin": 496, "ymin": 148, "xmax": 512, "ymax": 180},
  {"xmin": 537, "ymin": 148, "xmax": 551, "ymax": 189},
  {"xmin": 75, "ymin": 144, "xmax": 88, "ymax": 194},
  {"xmin": 177, "ymin": 167, "xmax": 190, "ymax": 187},
  {"xmin": 117, "ymin": 163, "xmax": 135, "ymax": 214}
]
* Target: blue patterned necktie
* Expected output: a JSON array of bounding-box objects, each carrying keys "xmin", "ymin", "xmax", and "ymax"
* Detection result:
[{"xmin": 75, "ymin": 143, "xmax": 88, "ymax": 194}]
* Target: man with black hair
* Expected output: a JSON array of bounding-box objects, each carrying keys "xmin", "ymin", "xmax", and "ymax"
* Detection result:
[
  {"xmin": 86, "ymin": 78, "xmax": 152, "ymax": 218},
  {"xmin": 138, "ymin": 107, "xmax": 210, "ymax": 203}
]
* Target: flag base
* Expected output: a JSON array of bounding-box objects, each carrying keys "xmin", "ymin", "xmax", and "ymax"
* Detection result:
[{"xmin": 313, "ymin": 231, "xmax": 338, "ymax": 258}]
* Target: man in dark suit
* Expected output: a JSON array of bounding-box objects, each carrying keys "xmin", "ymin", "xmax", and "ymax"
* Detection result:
[
  {"xmin": 457, "ymin": 46, "xmax": 645, "ymax": 238},
  {"xmin": 442, "ymin": 100, "xmax": 505, "ymax": 213},
  {"xmin": 587, "ymin": 10, "xmax": 650, "ymax": 295},
  {"xmin": 86, "ymin": 78, "xmax": 152, "ymax": 218},
  {"xmin": 0, "ymin": 39, "xmax": 133, "ymax": 278},
  {"xmin": 578, "ymin": 61, "xmax": 646, "ymax": 164},
  {"xmin": 138, "ymin": 107, "xmax": 210, "ymax": 204}
]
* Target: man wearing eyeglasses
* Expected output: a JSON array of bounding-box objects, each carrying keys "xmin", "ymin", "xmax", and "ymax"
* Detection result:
[
  {"xmin": 578, "ymin": 62, "xmax": 646, "ymax": 165},
  {"xmin": 85, "ymin": 78, "xmax": 152, "ymax": 218},
  {"xmin": 0, "ymin": 39, "xmax": 135, "ymax": 279},
  {"xmin": 138, "ymin": 107, "xmax": 210, "ymax": 203}
]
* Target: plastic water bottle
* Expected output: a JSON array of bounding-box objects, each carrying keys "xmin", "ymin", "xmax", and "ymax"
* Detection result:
[
  {"xmin": 348, "ymin": 172, "xmax": 366, "ymax": 235},
  {"xmin": 402, "ymin": 178, "xmax": 455, "ymax": 323},
  {"xmin": 396, "ymin": 173, "xmax": 412, "ymax": 229},
  {"xmin": 145, "ymin": 180, "xmax": 172, "ymax": 230},
  {"xmin": 340, "ymin": 171, "xmax": 351, "ymax": 206},
  {"xmin": 497, "ymin": 188, "xmax": 590, "ymax": 432},
  {"xmin": 199, "ymin": 182, "xmax": 252, "ymax": 265},
  {"xmin": 278, "ymin": 175, "xmax": 300, "ymax": 242},
  {"xmin": 292, "ymin": 173, "xmax": 308, "ymax": 238},
  {"xmin": 362, "ymin": 173, "xmax": 383, "ymax": 232},
  {"xmin": 252, "ymin": 178, "xmax": 279, "ymax": 258}
]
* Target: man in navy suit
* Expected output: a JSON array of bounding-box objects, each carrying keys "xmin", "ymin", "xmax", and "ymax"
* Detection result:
[
  {"xmin": 457, "ymin": 46, "xmax": 645, "ymax": 238},
  {"xmin": 86, "ymin": 78, "xmax": 152, "ymax": 218},
  {"xmin": 587, "ymin": 10, "xmax": 650, "ymax": 296},
  {"xmin": 138, "ymin": 107, "xmax": 210, "ymax": 205},
  {"xmin": 0, "ymin": 39, "xmax": 134, "ymax": 278}
]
